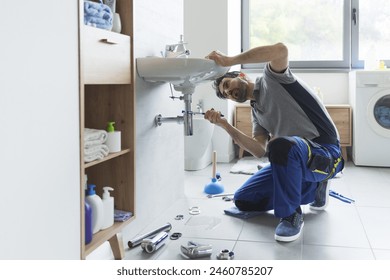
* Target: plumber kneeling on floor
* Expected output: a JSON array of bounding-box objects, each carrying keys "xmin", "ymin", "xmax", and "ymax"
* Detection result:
[{"xmin": 204, "ymin": 42, "xmax": 344, "ymax": 242}]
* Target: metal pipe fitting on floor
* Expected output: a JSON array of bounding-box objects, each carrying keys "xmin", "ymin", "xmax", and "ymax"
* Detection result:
[
  {"xmin": 181, "ymin": 241, "xmax": 213, "ymax": 259},
  {"xmin": 141, "ymin": 231, "xmax": 169, "ymax": 254},
  {"xmin": 128, "ymin": 223, "xmax": 172, "ymax": 248},
  {"xmin": 216, "ymin": 249, "xmax": 235, "ymax": 260}
]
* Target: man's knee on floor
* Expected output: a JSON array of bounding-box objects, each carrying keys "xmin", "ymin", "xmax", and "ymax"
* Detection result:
[
  {"xmin": 267, "ymin": 137, "xmax": 297, "ymax": 166},
  {"xmin": 234, "ymin": 198, "xmax": 270, "ymax": 211},
  {"xmin": 235, "ymin": 200, "xmax": 260, "ymax": 211}
]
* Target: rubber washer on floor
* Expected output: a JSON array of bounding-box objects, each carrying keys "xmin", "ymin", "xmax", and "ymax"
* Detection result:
[
  {"xmin": 170, "ymin": 232, "xmax": 182, "ymax": 240},
  {"xmin": 175, "ymin": 214, "xmax": 184, "ymax": 220},
  {"xmin": 189, "ymin": 206, "xmax": 200, "ymax": 215}
]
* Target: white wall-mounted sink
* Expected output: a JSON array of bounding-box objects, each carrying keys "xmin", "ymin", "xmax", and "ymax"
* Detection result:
[
  {"xmin": 137, "ymin": 57, "xmax": 229, "ymax": 136},
  {"xmin": 136, "ymin": 57, "xmax": 229, "ymax": 88}
]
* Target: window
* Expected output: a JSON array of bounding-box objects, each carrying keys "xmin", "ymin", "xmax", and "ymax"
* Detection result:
[
  {"xmin": 242, "ymin": 0, "xmax": 390, "ymax": 69},
  {"xmin": 351, "ymin": 0, "xmax": 390, "ymax": 68}
]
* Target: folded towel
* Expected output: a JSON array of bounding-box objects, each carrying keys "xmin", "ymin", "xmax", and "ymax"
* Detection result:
[
  {"xmin": 84, "ymin": 1, "xmax": 113, "ymax": 30},
  {"xmin": 84, "ymin": 144, "xmax": 109, "ymax": 155},
  {"xmin": 84, "ymin": 144, "xmax": 109, "ymax": 162},
  {"xmin": 114, "ymin": 209, "xmax": 133, "ymax": 222},
  {"xmin": 224, "ymin": 206, "xmax": 264, "ymax": 219},
  {"xmin": 84, "ymin": 128, "xmax": 108, "ymax": 148}
]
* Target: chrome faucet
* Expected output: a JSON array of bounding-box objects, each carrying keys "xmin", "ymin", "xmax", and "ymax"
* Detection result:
[
  {"xmin": 196, "ymin": 100, "xmax": 203, "ymax": 113},
  {"xmin": 165, "ymin": 35, "xmax": 190, "ymax": 58}
]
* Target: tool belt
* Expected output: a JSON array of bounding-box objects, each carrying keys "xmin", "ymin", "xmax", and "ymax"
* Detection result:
[{"xmin": 304, "ymin": 138, "xmax": 344, "ymax": 181}]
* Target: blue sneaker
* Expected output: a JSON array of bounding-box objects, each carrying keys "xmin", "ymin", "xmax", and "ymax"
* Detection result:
[
  {"xmin": 274, "ymin": 211, "xmax": 304, "ymax": 242},
  {"xmin": 309, "ymin": 180, "xmax": 330, "ymax": 211}
]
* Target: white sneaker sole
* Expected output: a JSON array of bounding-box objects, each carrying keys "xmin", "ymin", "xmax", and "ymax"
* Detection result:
[{"xmin": 274, "ymin": 222, "xmax": 304, "ymax": 242}]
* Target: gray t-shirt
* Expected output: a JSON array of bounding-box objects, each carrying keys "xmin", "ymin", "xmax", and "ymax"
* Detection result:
[{"xmin": 251, "ymin": 63, "xmax": 338, "ymax": 144}]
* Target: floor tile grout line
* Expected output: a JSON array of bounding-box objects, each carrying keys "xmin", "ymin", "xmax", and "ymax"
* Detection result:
[
  {"xmin": 231, "ymin": 218, "xmax": 246, "ymax": 253},
  {"xmin": 354, "ymin": 205, "xmax": 378, "ymax": 260},
  {"xmin": 345, "ymin": 168, "xmax": 378, "ymax": 259}
]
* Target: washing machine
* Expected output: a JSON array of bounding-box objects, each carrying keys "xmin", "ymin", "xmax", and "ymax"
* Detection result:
[{"xmin": 349, "ymin": 71, "xmax": 390, "ymax": 167}]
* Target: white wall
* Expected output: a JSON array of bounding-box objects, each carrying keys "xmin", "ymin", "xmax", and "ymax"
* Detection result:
[
  {"xmin": 246, "ymin": 71, "xmax": 349, "ymax": 105},
  {"xmin": 295, "ymin": 72, "xmax": 349, "ymax": 104},
  {"xmin": 184, "ymin": 0, "xmax": 241, "ymax": 163},
  {"xmin": 121, "ymin": 0, "xmax": 185, "ymax": 241},
  {"xmin": 0, "ymin": 0, "xmax": 80, "ymax": 259}
]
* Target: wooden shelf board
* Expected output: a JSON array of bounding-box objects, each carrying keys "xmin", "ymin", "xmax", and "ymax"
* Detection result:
[
  {"xmin": 84, "ymin": 148, "xmax": 131, "ymax": 169},
  {"xmin": 84, "ymin": 216, "xmax": 135, "ymax": 257}
]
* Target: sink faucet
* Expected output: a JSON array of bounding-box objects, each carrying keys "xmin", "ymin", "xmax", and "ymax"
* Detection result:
[
  {"xmin": 165, "ymin": 35, "xmax": 190, "ymax": 58},
  {"xmin": 196, "ymin": 99, "xmax": 203, "ymax": 113}
]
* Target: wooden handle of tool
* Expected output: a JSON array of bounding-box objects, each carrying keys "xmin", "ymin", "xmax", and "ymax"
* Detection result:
[{"xmin": 212, "ymin": 151, "xmax": 217, "ymax": 178}]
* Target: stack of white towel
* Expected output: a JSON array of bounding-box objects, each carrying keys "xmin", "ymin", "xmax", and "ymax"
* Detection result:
[{"xmin": 84, "ymin": 128, "xmax": 109, "ymax": 163}]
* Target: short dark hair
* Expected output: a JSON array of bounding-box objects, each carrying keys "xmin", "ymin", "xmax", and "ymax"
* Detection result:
[{"xmin": 213, "ymin": 71, "xmax": 240, "ymax": 99}]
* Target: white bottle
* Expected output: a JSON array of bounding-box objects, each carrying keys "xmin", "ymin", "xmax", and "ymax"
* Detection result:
[
  {"xmin": 111, "ymin": 13, "xmax": 122, "ymax": 33},
  {"xmin": 101, "ymin": 186, "xmax": 114, "ymax": 229},
  {"xmin": 106, "ymin": 121, "xmax": 121, "ymax": 153},
  {"xmin": 85, "ymin": 184, "xmax": 104, "ymax": 234}
]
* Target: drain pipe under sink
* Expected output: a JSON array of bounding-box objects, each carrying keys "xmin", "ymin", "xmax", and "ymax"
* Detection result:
[{"xmin": 154, "ymin": 91, "xmax": 194, "ymax": 136}]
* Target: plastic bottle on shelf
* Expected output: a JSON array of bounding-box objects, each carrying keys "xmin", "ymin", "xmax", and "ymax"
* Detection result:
[
  {"xmin": 106, "ymin": 121, "xmax": 121, "ymax": 153},
  {"xmin": 101, "ymin": 186, "xmax": 115, "ymax": 229},
  {"xmin": 85, "ymin": 184, "xmax": 104, "ymax": 234},
  {"xmin": 85, "ymin": 200, "xmax": 93, "ymax": 244},
  {"xmin": 379, "ymin": 60, "xmax": 387, "ymax": 70}
]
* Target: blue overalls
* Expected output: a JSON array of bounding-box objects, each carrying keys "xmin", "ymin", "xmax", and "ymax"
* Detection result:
[{"xmin": 233, "ymin": 136, "xmax": 344, "ymax": 218}]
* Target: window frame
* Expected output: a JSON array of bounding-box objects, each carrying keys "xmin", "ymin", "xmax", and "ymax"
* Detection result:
[
  {"xmin": 350, "ymin": 0, "xmax": 390, "ymax": 69},
  {"xmin": 242, "ymin": 0, "xmax": 352, "ymax": 70},
  {"xmin": 351, "ymin": 0, "xmax": 361, "ymax": 68}
]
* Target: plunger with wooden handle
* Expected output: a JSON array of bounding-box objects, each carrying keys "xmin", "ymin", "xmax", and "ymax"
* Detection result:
[
  {"xmin": 212, "ymin": 150, "xmax": 217, "ymax": 179},
  {"xmin": 204, "ymin": 150, "xmax": 224, "ymax": 194}
]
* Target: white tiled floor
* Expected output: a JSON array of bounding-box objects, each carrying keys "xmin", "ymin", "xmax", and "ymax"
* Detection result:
[{"xmin": 125, "ymin": 160, "xmax": 390, "ymax": 260}]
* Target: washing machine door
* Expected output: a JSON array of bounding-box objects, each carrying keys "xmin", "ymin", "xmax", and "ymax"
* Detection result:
[{"xmin": 367, "ymin": 89, "xmax": 390, "ymax": 138}]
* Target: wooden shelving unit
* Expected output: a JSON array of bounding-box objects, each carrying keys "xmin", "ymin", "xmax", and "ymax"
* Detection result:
[
  {"xmin": 325, "ymin": 104, "xmax": 352, "ymax": 160},
  {"xmin": 78, "ymin": 0, "xmax": 135, "ymax": 260},
  {"xmin": 233, "ymin": 104, "xmax": 252, "ymax": 158}
]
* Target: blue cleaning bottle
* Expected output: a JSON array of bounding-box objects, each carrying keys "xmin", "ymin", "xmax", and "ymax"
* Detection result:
[
  {"xmin": 85, "ymin": 200, "xmax": 92, "ymax": 244},
  {"xmin": 85, "ymin": 184, "xmax": 104, "ymax": 234}
]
